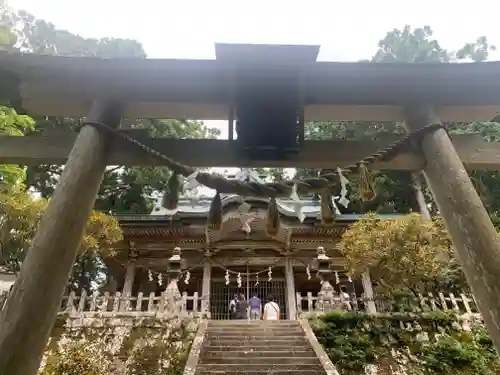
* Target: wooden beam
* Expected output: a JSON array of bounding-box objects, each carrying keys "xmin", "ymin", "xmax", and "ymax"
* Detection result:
[
  {"xmin": 14, "ymin": 100, "xmax": 500, "ymax": 122},
  {"xmin": 2, "ymin": 52, "xmax": 500, "ymax": 120},
  {"xmin": 0, "ymin": 101, "xmax": 123, "ymax": 375},
  {"xmin": 404, "ymin": 106, "xmax": 500, "ymax": 353},
  {"xmin": 0, "ymin": 133, "xmax": 499, "ymax": 170}
]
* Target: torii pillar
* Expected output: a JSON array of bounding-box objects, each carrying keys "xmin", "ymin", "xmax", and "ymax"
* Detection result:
[
  {"xmin": 404, "ymin": 106, "xmax": 500, "ymax": 351},
  {"xmin": 0, "ymin": 100, "xmax": 123, "ymax": 375}
]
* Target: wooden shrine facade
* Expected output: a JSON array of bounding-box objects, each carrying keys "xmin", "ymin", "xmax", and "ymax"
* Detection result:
[{"xmin": 105, "ymin": 194, "xmax": 400, "ymax": 319}]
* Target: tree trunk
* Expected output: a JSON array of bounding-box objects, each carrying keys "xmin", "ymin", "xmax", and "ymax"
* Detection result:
[
  {"xmin": 0, "ymin": 100, "xmax": 122, "ymax": 375},
  {"xmin": 411, "ymin": 172, "xmax": 432, "ymax": 220},
  {"xmin": 404, "ymin": 105, "xmax": 500, "ymax": 352}
]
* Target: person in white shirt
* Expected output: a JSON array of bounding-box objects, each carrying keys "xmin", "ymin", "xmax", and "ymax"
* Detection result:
[
  {"xmin": 263, "ymin": 295, "xmax": 280, "ymax": 321},
  {"xmin": 340, "ymin": 286, "xmax": 352, "ymax": 311}
]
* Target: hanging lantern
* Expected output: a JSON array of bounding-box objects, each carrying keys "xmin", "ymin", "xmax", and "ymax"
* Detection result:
[
  {"xmin": 148, "ymin": 269, "xmax": 153, "ymax": 282},
  {"xmin": 184, "ymin": 271, "xmax": 191, "ymax": 285},
  {"xmin": 225, "ymin": 270, "xmax": 230, "ymax": 285},
  {"xmin": 306, "ymin": 264, "xmax": 311, "ymax": 280},
  {"xmin": 268, "ymin": 266, "xmax": 273, "ymax": 281},
  {"xmin": 237, "ymin": 272, "xmax": 242, "ymax": 288}
]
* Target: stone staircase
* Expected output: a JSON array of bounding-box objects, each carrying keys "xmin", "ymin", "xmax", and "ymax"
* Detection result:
[{"xmin": 195, "ymin": 320, "xmax": 327, "ymax": 375}]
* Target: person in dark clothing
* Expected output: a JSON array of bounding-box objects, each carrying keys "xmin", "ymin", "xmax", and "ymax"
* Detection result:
[
  {"xmin": 229, "ymin": 294, "xmax": 238, "ymax": 319},
  {"xmin": 236, "ymin": 293, "xmax": 248, "ymax": 319}
]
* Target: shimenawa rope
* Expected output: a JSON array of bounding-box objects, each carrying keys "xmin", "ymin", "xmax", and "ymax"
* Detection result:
[{"xmin": 82, "ymin": 120, "xmax": 443, "ymax": 231}]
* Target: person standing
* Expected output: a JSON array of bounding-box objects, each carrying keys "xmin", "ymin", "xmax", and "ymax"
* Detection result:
[
  {"xmin": 263, "ymin": 295, "xmax": 280, "ymax": 321},
  {"xmin": 249, "ymin": 293, "xmax": 262, "ymax": 320},
  {"xmin": 340, "ymin": 286, "xmax": 352, "ymax": 311},
  {"xmin": 229, "ymin": 294, "xmax": 238, "ymax": 320},
  {"xmin": 236, "ymin": 293, "xmax": 248, "ymax": 320}
]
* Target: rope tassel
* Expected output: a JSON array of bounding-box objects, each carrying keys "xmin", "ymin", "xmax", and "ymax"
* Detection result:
[
  {"xmin": 266, "ymin": 197, "xmax": 280, "ymax": 237},
  {"xmin": 319, "ymin": 189, "xmax": 336, "ymax": 226},
  {"xmin": 357, "ymin": 163, "xmax": 376, "ymax": 202},
  {"xmin": 162, "ymin": 173, "xmax": 181, "ymax": 210},
  {"xmin": 207, "ymin": 192, "xmax": 222, "ymax": 231}
]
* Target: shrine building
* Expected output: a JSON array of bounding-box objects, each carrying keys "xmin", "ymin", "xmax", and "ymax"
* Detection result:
[{"xmin": 105, "ymin": 173, "xmax": 400, "ymax": 320}]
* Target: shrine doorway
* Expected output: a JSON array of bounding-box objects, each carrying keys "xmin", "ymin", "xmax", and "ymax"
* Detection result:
[{"xmin": 209, "ymin": 266, "xmax": 288, "ymax": 320}]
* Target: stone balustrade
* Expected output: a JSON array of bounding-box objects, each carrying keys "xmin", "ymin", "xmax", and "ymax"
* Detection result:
[
  {"xmin": 2, "ymin": 288, "xmax": 481, "ymax": 322},
  {"xmin": 58, "ymin": 290, "xmax": 208, "ymax": 319},
  {"xmin": 296, "ymin": 291, "xmax": 479, "ymax": 317}
]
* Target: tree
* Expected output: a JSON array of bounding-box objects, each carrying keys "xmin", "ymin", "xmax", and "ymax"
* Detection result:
[
  {"xmin": 338, "ymin": 213, "xmax": 464, "ymax": 295},
  {"xmin": 0, "ymin": 185, "xmax": 122, "ymax": 294}
]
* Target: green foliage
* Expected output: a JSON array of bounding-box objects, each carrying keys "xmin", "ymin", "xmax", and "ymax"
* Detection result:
[
  {"xmin": 0, "ymin": 185, "xmax": 122, "ymax": 275},
  {"xmin": 312, "ymin": 311, "xmax": 500, "ymax": 375},
  {"xmin": 338, "ymin": 213, "xmax": 462, "ymax": 295},
  {"xmin": 0, "ymin": 106, "xmax": 35, "ymax": 186}
]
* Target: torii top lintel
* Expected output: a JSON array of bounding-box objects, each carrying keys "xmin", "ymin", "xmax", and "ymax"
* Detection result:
[{"xmin": 1, "ymin": 43, "xmax": 500, "ymax": 122}]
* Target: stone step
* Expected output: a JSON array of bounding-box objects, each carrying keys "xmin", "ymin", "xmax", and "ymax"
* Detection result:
[
  {"xmin": 207, "ymin": 325, "xmax": 301, "ymax": 330},
  {"xmin": 196, "ymin": 371, "xmax": 325, "ymax": 375},
  {"xmin": 200, "ymin": 356, "xmax": 320, "ymax": 365},
  {"xmin": 205, "ymin": 338, "xmax": 309, "ymax": 346},
  {"xmin": 206, "ymin": 335, "xmax": 306, "ymax": 340},
  {"xmin": 207, "ymin": 326, "xmax": 302, "ymax": 331},
  {"xmin": 196, "ymin": 364, "xmax": 324, "ymax": 372},
  {"xmin": 202, "ymin": 349, "xmax": 316, "ymax": 358},
  {"xmin": 206, "ymin": 331, "xmax": 304, "ymax": 337},
  {"xmin": 202, "ymin": 345, "xmax": 314, "ymax": 352},
  {"xmin": 205, "ymin": 330, "xmax": 305, "ymax": 337},
  {"xmin": 207, "ymin": 321, "xmax": 300, "ymax": 327}
]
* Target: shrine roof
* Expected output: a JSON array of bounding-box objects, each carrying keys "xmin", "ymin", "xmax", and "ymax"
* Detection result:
[
  {"xmin": 115, "ymin": 212, "xmax": 402, "ymax": 224},
  {"xmin": 115, "ymin": 193, "xmax": 403, "ymax": 225},
  {"xmin": 1, "ymin": 43, "xmax": 500, "ymax": 121},
  {"xmin": 114, "ymin": 193, "xmax": 404, "ymax": 241}
]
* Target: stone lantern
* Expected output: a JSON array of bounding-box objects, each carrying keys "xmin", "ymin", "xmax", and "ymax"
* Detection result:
[
  {"xmin": 164, "ymin": 247, "xmax": 183, "ymax": 315},
  {"xmin": 316, "ymin": 246, "xmax": 338, "ymax": 312}
]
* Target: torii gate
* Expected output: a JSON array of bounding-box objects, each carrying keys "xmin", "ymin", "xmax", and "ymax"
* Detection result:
[{"xmin": 1, "ymin": 43, "xmax": 500, "ymax": 374}]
